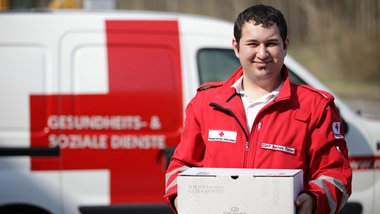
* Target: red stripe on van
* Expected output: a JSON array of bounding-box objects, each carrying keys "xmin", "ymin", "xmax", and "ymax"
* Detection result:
[
  {"xmin": 30, "ymin": 20, "xmax": 183, "ymax": 204},
  {"xmin": 349, "ymin": 155, "xmax": 380, "ymax": 170}
]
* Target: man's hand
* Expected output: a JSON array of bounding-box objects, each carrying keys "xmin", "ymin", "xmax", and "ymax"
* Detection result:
[
  {"xmin": 295, "ymin": 193, "xmax": 316, "ymax": 214},
  {"xmin": 174, "ymin": 196, "xmax": 178, "ymax": 211}
]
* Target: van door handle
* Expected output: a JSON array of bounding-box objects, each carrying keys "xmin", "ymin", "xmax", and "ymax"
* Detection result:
[{"xmin": 0, "ymin": 146, "xmax": 60, "ymax": 156}]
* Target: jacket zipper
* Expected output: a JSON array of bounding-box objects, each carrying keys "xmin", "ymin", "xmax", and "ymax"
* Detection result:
[
  {"xmin": 209, "ymin": 103, "xmax": 249, "ymax": 141},
  {"xmin": 209, "ymin": 103, "xmax": 250, "ymax": 167},
  {"xmin": 209, "ymin": 92, "xmax": 284, "ymax": 168},
  {"xmin": 251, "ymin": 122, "xmax": 262, "ymax": 168}
]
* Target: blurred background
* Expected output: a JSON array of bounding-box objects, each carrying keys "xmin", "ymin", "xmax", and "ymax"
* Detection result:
[{"xmin": 1, "ymin": 0, "xmax": 379, "ymax": 117}]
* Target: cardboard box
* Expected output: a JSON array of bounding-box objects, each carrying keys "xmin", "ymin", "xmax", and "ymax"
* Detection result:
[{"xmin": 178, "ymin": 168, "xmax": 303, "ymax": 214}]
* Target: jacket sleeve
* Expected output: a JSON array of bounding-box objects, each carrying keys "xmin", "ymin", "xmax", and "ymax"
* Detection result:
[
  {"xmin": 302, "ymin": 100, "xmax": 352, "ymax": 214},
  {"xmin": 164, "ymin": 96, "xmax": 205, "ymax": 213}
]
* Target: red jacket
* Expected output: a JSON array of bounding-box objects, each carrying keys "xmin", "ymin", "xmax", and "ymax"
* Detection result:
[{"xmin": 165, "ymin": 66, "xmax": 352, "ymax": 214}]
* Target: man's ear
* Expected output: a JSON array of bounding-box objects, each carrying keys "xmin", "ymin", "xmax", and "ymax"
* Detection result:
[
  {"xmin": 284, "ymin": 37, "xmax": 290, "ymax": 54},
  {"xmin": 232, "ymin": 38, "xmax": 240, "ymax": 58}
]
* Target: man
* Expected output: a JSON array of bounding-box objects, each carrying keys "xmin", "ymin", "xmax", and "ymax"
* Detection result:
[{"xmin": 165, "ymin": 4, "xmax": 352, "ymax": 214}]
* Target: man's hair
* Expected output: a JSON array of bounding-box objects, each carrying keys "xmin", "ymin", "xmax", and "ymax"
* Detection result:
[{"xmin": 234, "ymin": 4, "xmax": 288, "ymax": 50}]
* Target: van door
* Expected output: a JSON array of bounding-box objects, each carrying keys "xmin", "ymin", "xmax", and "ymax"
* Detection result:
[
  {"xmin": 1, "ymin": 46, "xmax": 61, "ymax": 213},
  {"xmin": 30, "ymin": 20, "xmax": 183, "ymax": 212}
]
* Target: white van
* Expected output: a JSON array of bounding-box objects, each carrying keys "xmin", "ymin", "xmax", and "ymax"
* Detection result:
[{"xmin": 0, "ymin": 10, "xmax": 378, "ymax": 214}]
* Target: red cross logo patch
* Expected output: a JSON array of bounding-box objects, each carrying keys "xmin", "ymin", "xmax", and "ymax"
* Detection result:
[
  {"xmin": 332, "ymin": 122, "xmax": 344, "ymax": 139},
  {"xmin": 208, "ymin": 130, "xmax": 237, "ymax": 143}
]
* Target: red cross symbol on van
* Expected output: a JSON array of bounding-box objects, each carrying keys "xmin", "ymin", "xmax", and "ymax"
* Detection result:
[{"xmin": 30, "ymin": 20, "xmax": 182, "ymax": 204}]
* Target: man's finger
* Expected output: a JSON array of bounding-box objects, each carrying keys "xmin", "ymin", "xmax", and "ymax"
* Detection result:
[
  {"xmin": 295, "ymin": 193, "xmax": 308, "ymax": 206},
  {"xmin": 295, "ymin": 193, "xmax": 317, "ymax": 214}
]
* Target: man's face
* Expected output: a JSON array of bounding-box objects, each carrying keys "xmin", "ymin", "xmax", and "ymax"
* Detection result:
[{"xmin": 233, "ymin": 21, "xmax": 289, "ymax": 83}]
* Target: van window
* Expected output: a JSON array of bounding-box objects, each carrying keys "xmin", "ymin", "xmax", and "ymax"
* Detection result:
[
  {"xmin": 197, "ymin": 48, "xmax": 306, "ymax": 85},
  {"xmin": 197, "ymin": 48, "xmax": 240, "ymax": 84},
  {"xmin": 287, "ymin": 68, "xmax": 306, "ymax": 85}
]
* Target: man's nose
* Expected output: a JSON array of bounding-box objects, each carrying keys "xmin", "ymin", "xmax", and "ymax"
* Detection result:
[{"xmin": 257, "ymin": 44, "xmax": 269, "ymax": 59}]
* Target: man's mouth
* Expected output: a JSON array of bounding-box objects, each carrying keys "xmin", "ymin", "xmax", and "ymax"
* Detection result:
[{"xmin": 253, "ymin": 60, "xmax": 271, "ymax": 66}]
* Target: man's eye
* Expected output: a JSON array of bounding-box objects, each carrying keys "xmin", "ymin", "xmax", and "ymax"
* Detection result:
[
  {"xmin": 267, "ymin": 43, "xmax": 278, "ymax": 46},
  {"xmin": 248, "ymin": 43, "xmax": 258, "ymax": 46}
]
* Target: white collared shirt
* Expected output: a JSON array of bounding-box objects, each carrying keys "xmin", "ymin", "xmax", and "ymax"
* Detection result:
[{"xmin": 231, "ymin": 76, "xmax": 283, "ymax": 133}]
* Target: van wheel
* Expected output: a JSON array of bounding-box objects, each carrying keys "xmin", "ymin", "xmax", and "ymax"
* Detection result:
[
  {"xmin": 338, "ymin": 202, "xmax": 362, "ymax": 214},
  {"xmin": 0, "ymin": 205, "xmax": 51, "ymax": 214}
]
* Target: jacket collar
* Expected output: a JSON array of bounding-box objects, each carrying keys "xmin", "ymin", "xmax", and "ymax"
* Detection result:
[{"xmin": 213, "ymin": 64, "xmax": 292, "ymax": 104}]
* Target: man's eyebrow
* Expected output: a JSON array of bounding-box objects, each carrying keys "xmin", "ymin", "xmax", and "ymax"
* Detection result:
[
  {"xmin": 244, "ymin": 39, "xmax": 258, "ymax": 43},
  {"xmin": 243, "ymin": 38, "xmax": 280, "ymax": 43},
  {"xmin": 267, "ymin": 38, "xmax": 280, "ymax": 42}
]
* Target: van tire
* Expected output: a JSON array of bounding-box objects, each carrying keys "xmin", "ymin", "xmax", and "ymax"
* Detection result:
[
  {"xmin": 338, "ymin": 202, "xmax": 363, "ymax": 214},
  {"xmin": 0, "ymin": 204, "xmax": 51, "ymax": 214}
]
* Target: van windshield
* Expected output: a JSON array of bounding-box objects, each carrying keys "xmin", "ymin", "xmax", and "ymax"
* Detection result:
[{"xmin": 197, "ymin": 48, "xmax": 306, "ymax": 86}]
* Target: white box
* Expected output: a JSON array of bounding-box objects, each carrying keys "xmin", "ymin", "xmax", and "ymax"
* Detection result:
[{"xmin": 178, "ymin": 168, "xmax": 303, "ymax": 214}]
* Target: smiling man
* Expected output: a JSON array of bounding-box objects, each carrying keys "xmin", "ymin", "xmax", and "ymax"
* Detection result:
[
  {"xmin": 165, "ymin": 4, "xmax": 352, "ymax": 214},
  {"xmin": 233, "ymin": 19, "xmax": 288, "ymax": 102}
]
